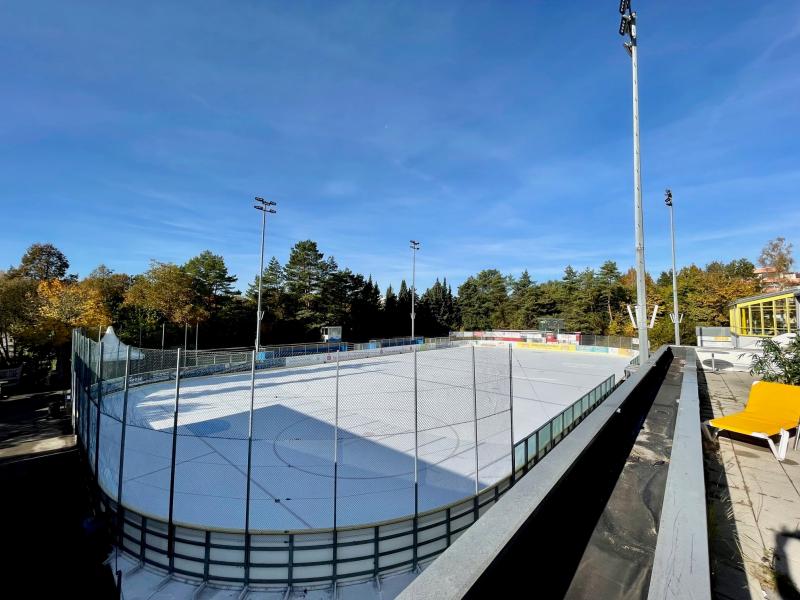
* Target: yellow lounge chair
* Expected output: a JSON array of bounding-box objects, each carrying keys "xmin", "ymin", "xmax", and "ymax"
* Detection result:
[{"xmin": 703, "ymin": 381, "xmax": 800, "ymax": 461}]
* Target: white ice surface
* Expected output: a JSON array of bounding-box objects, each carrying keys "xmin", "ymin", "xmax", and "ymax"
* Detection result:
[{"xmin": 96, "ymin": 346, "xmax": 630, "ymax": 531}]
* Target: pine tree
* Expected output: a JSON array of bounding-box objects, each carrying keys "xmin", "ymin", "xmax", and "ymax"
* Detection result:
[
  {"xmin": 283, "ymin": 240, "xmax": 329, "ymax": 327},
  {"xmin": 508, "ymin": 270, "xmax": 539, "ymax": 329},
  {"xmin": 457, "ymin": 270, "xmax": 510, "ymax": 330},
  {"xmin": 184, "ymin": 251, "xmax": 238, "ymax": 300}
]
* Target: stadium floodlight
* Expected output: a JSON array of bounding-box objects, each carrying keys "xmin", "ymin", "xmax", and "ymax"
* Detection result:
[
  {"xmin": 665, "ymin": 189, "xmax": 680, "ymax": 345},
  {"xmin": 619, "ymin": 15, "xmax": 631, "ymax": 37},
  {"xmin": 410, "ymin": 240, "xmax": 420, "ymax": 340},
  {"xmin": 616, "ymin": 1, "xmax": 649, "ymax": 359},
  {"xmin": 253, "ymin": 197, "xmax": 277, "ymax": 353},
  {"xmin": 246, "ymin": 195, "xmax": 277, "ymax": 541}
]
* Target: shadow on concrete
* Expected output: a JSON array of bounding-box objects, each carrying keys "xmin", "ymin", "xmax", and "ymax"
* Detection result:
[
  {"xmin": 701, "ymin": 358, "xmax": 735, "ymax": 371},
  {"xmin": 0, "ymin": 391, "xmax": 116, "ymax": 597},
  {"xmin": 0, "ymin": 391, "xmax": 72, "ymax": 453},
  {"xmin": 774, "ymin": 531, "xmax": 800, "ymax": 599},
  {"xmin": 698, "ymin": 366, "xmax": 752, "ymax": 600}
]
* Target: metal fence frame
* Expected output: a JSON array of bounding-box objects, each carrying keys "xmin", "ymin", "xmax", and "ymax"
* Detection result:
[
  {"xmin": 72, "ymin": 330, "xmax": 619, "ymax": 588},
  {"xmin": 451, "ymin": 330, "xmax": 636, "ymax": 351}
]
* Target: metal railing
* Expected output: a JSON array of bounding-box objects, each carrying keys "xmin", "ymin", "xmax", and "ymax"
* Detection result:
[
  {"xmin": 452, "ymin": 330, "xmax": 636, "ymax": 352},
  {"xmin": 512, "ymin": 374, "xmax": 616, "ymax": 477},
  {"xmin": 72, "ymin": 329, "xmax": 618, "ymax": 588},
  {"xmin": 577, "ymin": 334, "xmax": 635, "ymax": 350}
]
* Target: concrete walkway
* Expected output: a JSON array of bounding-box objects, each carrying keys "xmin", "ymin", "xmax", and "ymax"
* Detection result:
[
  {"xmin": 0, "ymin": 388, "xmax": 117, "ymax": 596},
  {"xmin": 0, "ymin": 389, "xmax": 75, "ymax": 463},
  {"xmin": 701, "ymin": 368, "xmax": 800, "ymax": 599}
]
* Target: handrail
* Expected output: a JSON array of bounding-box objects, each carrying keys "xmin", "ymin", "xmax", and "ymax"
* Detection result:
[{"xmin": 647, "ymin": 348, "xmax": 711, "ymax": 599}]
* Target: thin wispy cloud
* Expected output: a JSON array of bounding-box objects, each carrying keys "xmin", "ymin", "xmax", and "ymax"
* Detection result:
[{"xmin": 0, "ymin": 1, "xmax": 797, "ymax": 291}]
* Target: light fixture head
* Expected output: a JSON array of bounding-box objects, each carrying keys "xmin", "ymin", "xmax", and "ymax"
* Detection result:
[
  {"xmin": 664, "ymin": 189, "xmax": 673, "ymax": 206},
  {"xmin": 254, "ymin": 197, "xmax": 276, "ymax": 211},
  {"xmin": 619, "ymin": 14, "xmax": 632, "ymax": 37}
]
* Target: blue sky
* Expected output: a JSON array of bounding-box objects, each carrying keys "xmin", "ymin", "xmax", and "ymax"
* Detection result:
[{"xmin": 2, "ymin": 1, "xmax": 799, "ymax": 293}]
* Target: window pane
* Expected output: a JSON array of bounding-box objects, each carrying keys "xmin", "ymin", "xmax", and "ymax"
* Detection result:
[
  {"xmin": 552, "ymin": 414, "xmax": 563, "ymax": 440},
  {"xmin": 776, "ymin": 302, "xmax": 788, "ymax": 334},
  {"xmin": 751, "ymin": 305, "xmax": 763, "ymax": 335},
  {"xmin": 538, "ymin": 427, "xmax": 551, "ymax": 457},
  {"xmin": 526, "ymin": 433, "xmax": 536, "ymax": 463},
  {"xmin": 763, "ymin": 302, "xmax": 775, "ymax": 336},
  {"xmin": 514, "ymin": 443, "xmax": 525, "ymax": 472}
]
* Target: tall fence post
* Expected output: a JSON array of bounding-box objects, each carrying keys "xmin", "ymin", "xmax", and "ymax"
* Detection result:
[
  {"xmin": 71, "ymin": 329, "xmax": 77, "ymax": 430},
  {"xmin": 472, "ymin": 345, "xmax": 479, "ymax": 495},
  {"xmin": 85, "ymin": 336, "xmax": 92, "ymax": 450},
  {"xmin": 332, "ymin": 350, "xmax": 340, "ymax": 583},
  {"xmin": 94, "ymin": 341, "xmax": 104, "ymax": 480},
  {"xmin": 412, "ymin": 344, "xmax": 419, "ymax": 571},
  {"xmin": 74, "ymin": 330, "xmax": 79, "ymax": 439},
  {"xmin": 83, "ymin": 336, "xmax": 89, "ymax": 448},
  {"xmin": 509, "ymin": 344, "xmax": 515, "ymax": 481},
  {"xmin": 167, "ymin": 348, "xmax": 182, "ymax": 571},
  {"xmin": 244, "ymin": 349, "xmax": 256, "ymax": 584},
  {"xmin": 116, "ymin": 346, "xmax": 131, "ymax": 548}
]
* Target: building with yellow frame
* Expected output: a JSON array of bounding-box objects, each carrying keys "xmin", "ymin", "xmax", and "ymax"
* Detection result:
[{"xmin": 729, "ymin": 287, "xmax": 800, "ymax": 339}]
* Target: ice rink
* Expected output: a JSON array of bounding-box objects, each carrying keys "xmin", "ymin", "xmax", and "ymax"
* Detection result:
[{"xmin": 94, "ymin": 345, "xmax": 630, "ymax": 531}]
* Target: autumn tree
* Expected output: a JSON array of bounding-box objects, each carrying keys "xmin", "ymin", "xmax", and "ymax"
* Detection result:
[
  {"xmin": 759, "ymin": 237, "xmax": 795, "ymax": 280},
  {"xmin": 124, "ymin": 261, "xmax": 207, "ymax": 329},
  {"xmin": 0, "ymin": 273, "xmax": 39, "ymax": 364},
  {"xmin": 84, "ymin": 265, "xmax": 132, "ymax": 323},
  {"xmin": 14, "ymin": 243, "xmax": 70, "ymax": 280}
]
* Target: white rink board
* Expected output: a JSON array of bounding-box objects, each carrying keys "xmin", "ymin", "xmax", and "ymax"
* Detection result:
[{"xmin": 96, "ymin": 345, "xmax": 630, "ymax": 531}]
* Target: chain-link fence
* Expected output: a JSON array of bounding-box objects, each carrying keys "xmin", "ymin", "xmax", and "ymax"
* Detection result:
[
  {"xmin": 73, "ymin": 328, "xmax": 617, "ymax": 586},
  {"xmin": 577, "ymin": 334, "xmax": 635, "ymax": 350}
]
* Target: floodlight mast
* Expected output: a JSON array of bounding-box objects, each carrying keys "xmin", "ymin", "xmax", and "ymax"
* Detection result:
[
  {"xmin": 253, "ymin": 197, "xmax": 277, "ymax": 353},
  {"xmin": 665, "ymin": 189, "xmax": 680, "ymax": 345},
  {"xmin": 619, "ymin": 0, "xmax": 649, "ymax": 359},
  {"xmin": 410, "ymin": 240, "xmax": 420, "ymax": 339}
]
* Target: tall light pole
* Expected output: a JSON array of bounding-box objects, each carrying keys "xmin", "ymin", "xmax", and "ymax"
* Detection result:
[
  {"xmin": 665, "ymin": 189, "xmax": 680, "ymax": 345},
  {"xmin": 619, "ymin": 0, "xmax": 649, "ymax": 358},
  {"xmin": 246, "ymin": 196, "xmax": 275, "ymax": 562},
  {"xmin": 410, "ymin": 240, "xmax": 420, "ymax": 340},
  {"xmin": 254, "ymin": 197, "xmax": 277, "ymax": 352}
]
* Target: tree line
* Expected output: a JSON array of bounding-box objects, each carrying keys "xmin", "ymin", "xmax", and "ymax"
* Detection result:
[{"xmin": 1, "ymin": 237, "xmax": 791, "ymax": 382}]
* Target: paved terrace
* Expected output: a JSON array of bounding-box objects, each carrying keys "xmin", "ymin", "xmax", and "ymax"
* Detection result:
[
  {"xmin": 702, "ymin": 369, "xmax": 800, "ymax": 599},
  {"xmin": 0, "ymin": 389, "xmax": 117, "ymax": 595}
]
